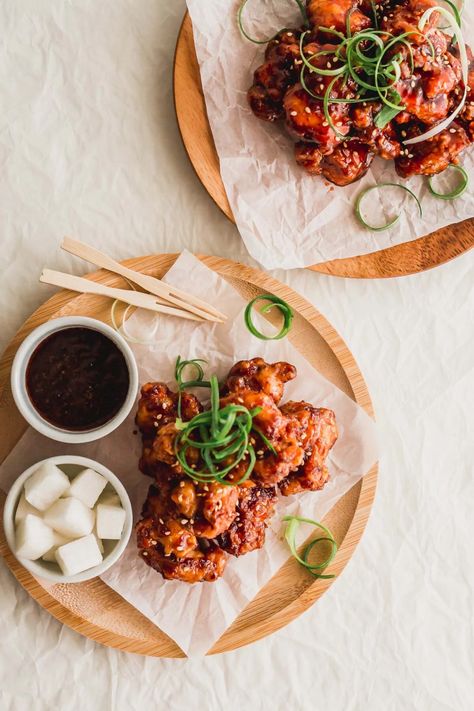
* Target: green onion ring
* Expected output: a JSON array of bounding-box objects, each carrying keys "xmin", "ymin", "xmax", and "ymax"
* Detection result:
[
  {"xmin": 244, "ymin": 294, "xmax": 293, "ymax": 340},
  {"xmin": 427, "ymin": 165, "xmax": 469, "ymax": 200},
  {"xmin": 355, "ymin": 183, "xmax": 423, "ymax": 231},
  {"xmin": 283, "ymin": 515, "xmax": 338, "ymax": 579}
]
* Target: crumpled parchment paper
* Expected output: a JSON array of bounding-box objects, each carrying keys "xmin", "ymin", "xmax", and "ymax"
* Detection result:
[
  {"xmin": 0, "ymin": 251, "xmax": 378, "ymax": 657},
  {"xmin": 186, "ymin": 0, "xmax": 474, "ymax": 269}
]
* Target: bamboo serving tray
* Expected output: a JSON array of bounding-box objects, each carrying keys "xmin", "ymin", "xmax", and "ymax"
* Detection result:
[
  {"xmin": 0, "ymin": 254, "xmax": 377, "ymax": 656},
  {"xmin": 173, "ymin": 14, "xmax": 474, "ymax": 279}
]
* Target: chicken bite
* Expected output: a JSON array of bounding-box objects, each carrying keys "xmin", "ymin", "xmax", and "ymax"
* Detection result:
[
  {"xmin": 224, "ymin": 357, "xmax": 296, "ymax": 404},
  {"xmin": 217, "ymin": 481, "xmax": 277, "ymax": 556}
]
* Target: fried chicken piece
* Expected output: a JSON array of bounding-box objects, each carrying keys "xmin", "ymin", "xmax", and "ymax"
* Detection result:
[
  {"xmin": 307, "ymin": 0, "xmax": 371, "ymax": 37},
  {"xmin": 278, "ymin": 403, "xmax": 338, "ymax": 495},
  {"xmin": 320, "ymin": 140, "xmax": 374, "ymax": 186},
  {"xmin": 136, "ymin": 484, "xmax": 228, "ymax": 583},
  {"xmin": 284, "ymin": 83, "xmax": 351, "ymax": 152},
  {"xmin": 248, "ymin": 29, "xmax": 302, "ymax": 121},
  {"xmin": 193, "ymin": 482, "xmax": 239, "ymax": 538},
  {"xmin": 295, "ymin": 142, "xmax": 323, "ymax": 174},
  {"xmin": 150, "ymin": 475, "xmax": 238, "ymax": 539},
  {"xmin": 136, "ymin": 382, "xmax": 201, "ymax": 435},
  {"xmin": 171, "ymin": 479, "xmax": 198, "ymax": 518},
  {"xmin": 395, "ymin": 122, "xmax": 470, "ymax": 177},
  {"xmin": 380, "ymin": 0, "xmax": 440, "ymax": 40},
  {"xmin": 217, "ymin": 481, "xmax": 277, "ymax": 556},
  {"xmin": 224, "ymin": 358, "xmax": 296, "ymax": 404}
]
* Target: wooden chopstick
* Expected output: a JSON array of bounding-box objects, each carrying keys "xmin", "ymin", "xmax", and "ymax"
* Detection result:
[
  {"xmin": 40, "ymin": 269, "xmax": 207, "ymax": 322},
  {"xmin": 61, "ymin": 237, "xmax": 227, "ymax": 322}
]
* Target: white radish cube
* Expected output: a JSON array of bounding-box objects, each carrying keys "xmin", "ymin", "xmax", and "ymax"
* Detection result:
[
  {"xmin": 15, "ymin": 514, "xmax": 55, "ymax": 561},
  {"xmin": 15, "ymin": 493, "xmax": 41, "ymax": 523},
  {"xmin": 93, "ymin": 524, "xmax": 104, "ymax": 554},
  {"xmin": 99, "ymin": 491, "xmax": 121, "ymax": 507},
  {"xmin": 24, "ymin": 461, "xmax": 70, "ymax": 511},
  {"xmin": 66, "ymin": 468, "xmax": 107, "ymax": 509},
  {"xmin": 96, "ymin": 504, "xmax": 126, "ymax": 540},
  {"xmin": 41, "ymin": 531, "xmax": 72, "ymax": 562},
  {"xmin": 44, "ymin": 497, "xmax": 95, "ymax": 538},
  {"xmin": 55, "ymin": 534, "xmax": 103, "ymax": 577}
]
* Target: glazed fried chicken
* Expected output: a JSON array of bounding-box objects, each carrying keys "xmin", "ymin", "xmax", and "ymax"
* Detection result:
[
  {"xmin": 307, "ymin": 0, "xmax": 371, "ymax": 37},
  {"xmin": 246, "ymin": 0, "xmax": 474, "ymax": 185},
  {"xmin": 135, "ymin": 358, "xmax": 337, "ymax": 583}
]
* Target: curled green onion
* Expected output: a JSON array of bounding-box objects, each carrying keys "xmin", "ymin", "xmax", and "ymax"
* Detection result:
[
  {"xmin": 355, "ymin": 183, "xmax": 423, "ymax": 231},
  {"xmin": 237, "ymin": 0, "xmax": 307, "ymax": 44},
  {"xmin": 244, "ymin": 294, "xmax": 293, "ymax": 340},
  {"xmin": 427, "ymin": 164, "xmax": 469, "ymax": 200},
  {"xmin": 175, "ymin": 355, "xmax": 210, "ymax": 418},
  {"xmin": 283, "ymin": 516, "xmax": 338, "ymax": 579},
  {"xmin": 173, "ymin": 357, "xmax": 275, "ymax": 485}
]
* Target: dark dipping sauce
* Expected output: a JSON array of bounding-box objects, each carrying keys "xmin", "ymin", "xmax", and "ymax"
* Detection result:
[{"xmin": 26, "ymin": 327, "xmax": 130, "ymax": 431}]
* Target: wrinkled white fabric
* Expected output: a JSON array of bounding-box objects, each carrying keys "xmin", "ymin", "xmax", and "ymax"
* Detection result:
[{"xmin": 0, "ymin": 1, "xmax": 473, "ymax": 709}]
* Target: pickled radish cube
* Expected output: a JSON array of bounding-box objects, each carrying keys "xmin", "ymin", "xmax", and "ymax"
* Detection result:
[
  {"xmin": 99, "ymin": 491, "xmax": 121, "ymax": 507},
  {"xmin": 24, "ymin": 461, "xmax": 70, "ymax": 511},
  {"xmin": 15, "ymin": 493, "xmax": 41, "ymax": 523},
  {"xmin": 42, "ymin": 531, "xmax": 72, "ymax": 562},
  {"xmin": 44, "ymin": 497, "xmax": 95, "ymax": 538},
  {"xmin": 93, "ymin": 524, "xmax": 104, "ymax": 554},
  {"xmin": 96, "ymin": 503, "xmax": 125, "ymax": 540},
  {"xmin": 55, "ymin": 534, "xmax": 103, "ymax": 577},
  {"xmin": 15, "ymin": 514, "xmax": 55, "ymax": 561},
  {"xmin": 67, "ymin": 468, "xmax": 107, "ymax": 509}
]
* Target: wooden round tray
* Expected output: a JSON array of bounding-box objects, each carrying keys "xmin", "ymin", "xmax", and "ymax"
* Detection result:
[
  {"xmin": 0, "ymin": 254, "xmax": 377, "ymax": 657},
  {"xmin": 174, "ymin": 14, "xmax": 474, "ymax": 279}
]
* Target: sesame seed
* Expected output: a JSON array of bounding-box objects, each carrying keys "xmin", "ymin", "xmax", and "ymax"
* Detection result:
[
  {"xmin": 305, "ymin": 106, "xmax": 311, "ymax": 114},
  {"xmin": 159, "ymin": 518, "xmax": 164, "ymax": 524},
  {"xmin": 181, "ymin": 519, "xmax": 187, "ymax": 525},
  {"xmin": 179, "ymin": 480, "xmax": 185, "ymax": 487},
  {"xmin": 164, "ymin": 530, "xmax": 171, "ymax": 536},
  {"xmin": 449, "ymin": 128, "xmax": 456, "ymax": 133}
]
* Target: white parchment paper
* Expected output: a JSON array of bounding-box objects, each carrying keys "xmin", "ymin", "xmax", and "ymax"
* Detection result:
[
  {"xmin": 0, "ymin": 251, "xmax": 377, "ymax": 657},
  {"xmin": 186, "ymin": 0, "xmax": 474, "ymax": 269}
]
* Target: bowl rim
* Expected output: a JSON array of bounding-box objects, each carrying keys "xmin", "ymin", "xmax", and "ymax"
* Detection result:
[
  {"xmin": 10, "ymin": 315, "xmax": 139, "ymax": 444},
  {"xmin": 3, "ymin": 454, "xmax": 133, "ymax": 584}
]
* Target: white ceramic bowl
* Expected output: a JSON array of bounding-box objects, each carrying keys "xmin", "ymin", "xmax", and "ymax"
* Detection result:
[
  {"xmin": 3, "ymin": 455, "xmax": 133, "ymax": 583},
  {"xmin": 10, "ymin": 316, "xmax": 138, "ymax": 444}
]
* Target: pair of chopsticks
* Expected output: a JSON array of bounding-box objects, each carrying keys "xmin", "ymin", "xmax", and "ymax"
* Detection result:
[{"xmin": 40, "ymin": 238, "xmax": 227, "ymax": 324}]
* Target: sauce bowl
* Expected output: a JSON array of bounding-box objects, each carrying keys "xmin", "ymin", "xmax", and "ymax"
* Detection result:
[{"xmin": 11, "ymin": 316, "xmax": 139, "ymax": 444}]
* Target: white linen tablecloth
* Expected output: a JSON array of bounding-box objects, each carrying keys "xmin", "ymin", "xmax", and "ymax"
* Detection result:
[{"xmin": 0, "ymin": 2, "xmax": 472, "ymax": 709}]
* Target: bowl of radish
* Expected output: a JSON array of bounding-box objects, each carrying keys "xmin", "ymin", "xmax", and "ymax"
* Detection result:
[{"xmin": 3, "ymin": 455, "xmax": 133, "ymax": 583}]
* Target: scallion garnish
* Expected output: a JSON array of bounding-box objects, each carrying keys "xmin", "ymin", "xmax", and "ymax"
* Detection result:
[
  {"xmin": 173, "ymin": 358, "xmax": 276, "ymax": 484},
  {"xmin": 355, "ymin": 183, "xmax": 423, "ymax": 231},
  {"xmin": 244, "ymin": 294, "xmax": 293, "ymax": 340},
  {"xmin": 427, "ymin": 164, "xmax": 469, "ymax": 200},
  {"xmin": 283, "ymin": 515, "xmax": 338, "ymax": 579},
  {"xmin": 174, "ymin": 380, "xmax": 259, "ymax": 486},
  {"xmin": 175, "ymin": 355, "xmax": 210, "ymax": 419}
]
